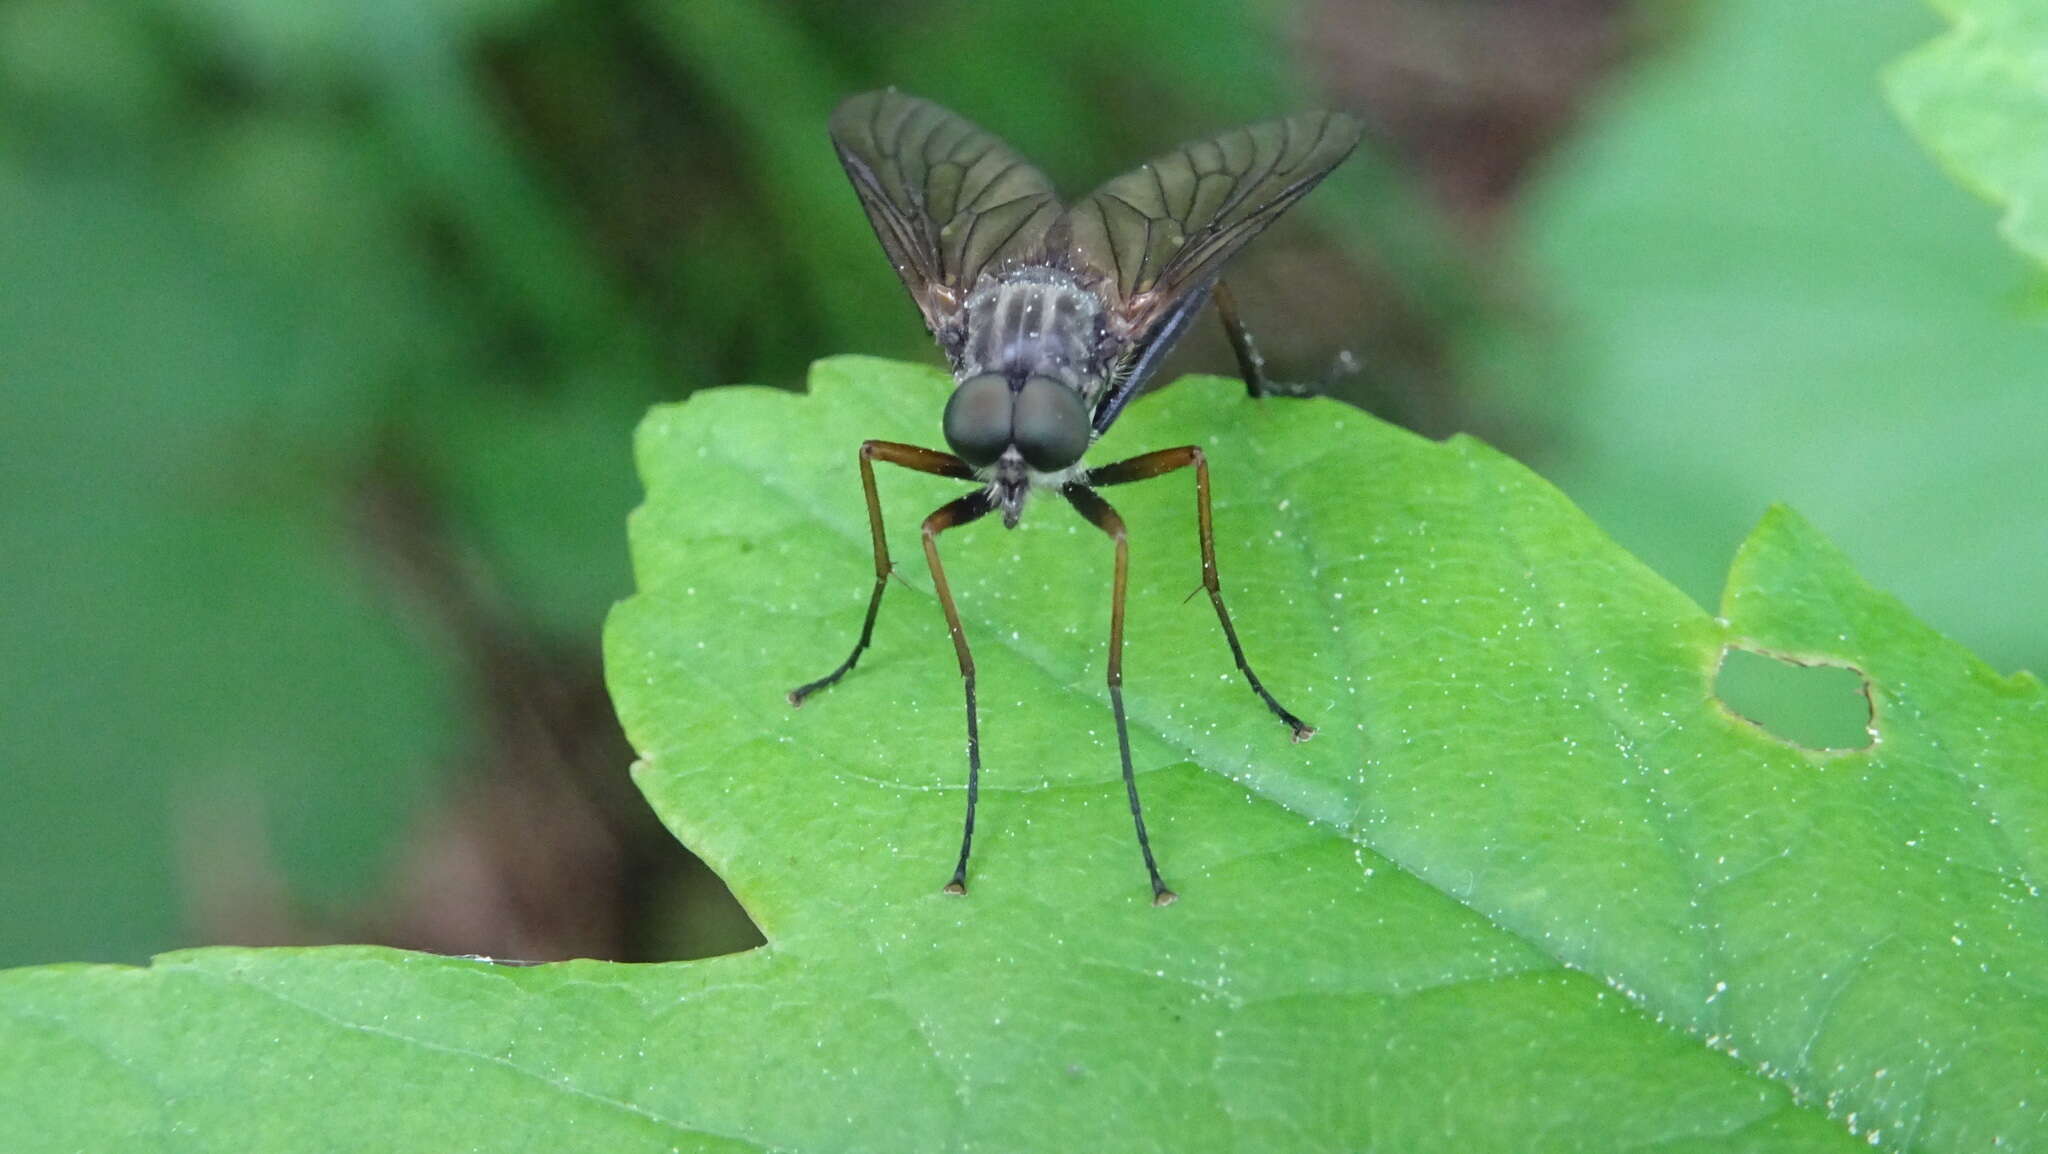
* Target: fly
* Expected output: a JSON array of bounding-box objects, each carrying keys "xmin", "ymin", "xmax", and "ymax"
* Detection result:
[{"xmin": 790, "ymin": 90, "xmax": 1360, "ymax": 904}]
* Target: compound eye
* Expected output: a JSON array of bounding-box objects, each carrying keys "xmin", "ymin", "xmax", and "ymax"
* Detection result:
[
  {"xmin": 942, "ymin": 374, "xmax": 1013, "ymax": 468},
  {"xmin": 1013, "ymin": 376, "xmax": 1090, "ymax": 472}
]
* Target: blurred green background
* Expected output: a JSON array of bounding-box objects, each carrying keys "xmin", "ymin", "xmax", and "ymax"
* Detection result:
[{"xmin": 3, "ymin": 0, "xmax": 2041, "ymax": 968}]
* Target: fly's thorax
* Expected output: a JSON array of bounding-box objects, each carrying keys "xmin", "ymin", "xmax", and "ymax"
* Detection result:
[{"xmin": 959, "ymin": 265, "xmax": 1109, "ymax": 393}]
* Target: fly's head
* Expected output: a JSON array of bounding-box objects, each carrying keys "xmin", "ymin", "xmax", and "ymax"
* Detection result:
[{"xmin": 943, "ymin": 371, "xmax": 1095, "ymax": 527}]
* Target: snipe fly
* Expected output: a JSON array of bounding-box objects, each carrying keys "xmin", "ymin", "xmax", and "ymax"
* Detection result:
[{"xmin": 791, "ymin": 90, "xmax": 1360, "ymax": 904}]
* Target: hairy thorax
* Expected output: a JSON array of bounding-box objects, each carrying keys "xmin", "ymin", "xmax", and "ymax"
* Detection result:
[{"xmin": 957, "ymin": 266, "xmax": 1109, "ymax": 395}]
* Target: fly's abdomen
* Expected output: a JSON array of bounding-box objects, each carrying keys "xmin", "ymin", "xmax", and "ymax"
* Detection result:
[{"xmin": 960, "ymin": 267, "xmax": 1105, "ymax": 390}]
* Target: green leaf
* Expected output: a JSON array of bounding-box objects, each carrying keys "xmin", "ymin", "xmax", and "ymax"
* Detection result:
[
  {"xmin": 1462, "ymin": 0, "xmax": 2048, "ymax": 678},
  {"xmin": 1888, "ymin": 0, "xmax": 2048, "ymax": 269},
  {"xmin": 6, "ymin": 357, "xmax": 2045, "ymax": 1151}
]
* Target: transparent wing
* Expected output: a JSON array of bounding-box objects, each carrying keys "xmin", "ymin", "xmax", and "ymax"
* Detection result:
[
  {"xmin": 1053, "ymin": 110, "xmax": 1361, "ymax": 339},
  {"xmin": 829, "ymin": 90, "xmax": 1062, "ymax": 335}
]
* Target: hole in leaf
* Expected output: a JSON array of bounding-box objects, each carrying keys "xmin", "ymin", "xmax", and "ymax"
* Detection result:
[
  {"xmin": 1713, "ymin": 646, "xmax": 1873, "ymax": 751},
  {"xmin": 639, "ymin": 854, "xmax": 768, "ymax": 961}
]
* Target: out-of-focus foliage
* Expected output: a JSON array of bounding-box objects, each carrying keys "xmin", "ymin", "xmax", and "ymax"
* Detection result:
[
  {"xmin": 0, "ymin": 140, "xmax": 462, "ymax": 964},
  {"xmin": 1465, "ymin": 0, "xmax": 2048, "ymax": 677},
  {"xmin": 1889, "ymin": 0, "xmax": 2048, "ymax": 270}
]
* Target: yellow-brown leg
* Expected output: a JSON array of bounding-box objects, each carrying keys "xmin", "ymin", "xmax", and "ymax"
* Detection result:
[
  {"xmin": 789, "ymin": 440, "xmax": 975, "ymax": 705},
  {"xmin": 1065, "ymin": 483, "xmax": 1176, "ymax": 905},
  {"xmin": 922, "ymin": 490, "xmax": 997, "ymax": 894},
  {"xmin": 1087, "ymin": 447, "xmax": 1314, "ymax": 741}
]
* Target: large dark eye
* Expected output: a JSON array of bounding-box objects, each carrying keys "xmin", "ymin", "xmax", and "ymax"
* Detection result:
[
  {"xmin": 942, "ymin": 373, "xmax": 1012, "ymax": 467},
  {"xmin": 1012, "ymin": 376, "xmax": 1090, "ymax": 472}
]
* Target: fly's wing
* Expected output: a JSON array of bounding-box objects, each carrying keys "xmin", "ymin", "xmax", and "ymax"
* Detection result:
[
  {"xmin": 1050, "ymin": 110, "xmax": 1361, "ymax": 428},
  {"xmin": 830, "ymin": 91, "xmax": 1062, "ymax": 339}
]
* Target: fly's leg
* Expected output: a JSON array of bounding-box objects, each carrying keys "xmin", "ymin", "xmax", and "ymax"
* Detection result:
[
  {"xmin": 921, "ymin": 490, "xmax": 998, "ymax": 895},
  {"xmin": 1088, "ymin": 447, "xmax": 1315, "ymax": 741},
  {"xmin": 1065, "ymin": 484, "xmax": 1176, "ymax": 905},
  {"xmin": 1212, "ymin": 280, "xmax": 1269, "ymax": 399},
  {"xmin": 789, "ymin": 441, "xmax": 975, "ymax": 705}
]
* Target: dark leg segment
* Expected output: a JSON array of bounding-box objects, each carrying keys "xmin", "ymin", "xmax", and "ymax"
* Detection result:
[
  {"xmin": 789, "ymin": 441, "xmax": 975, "ymax": 705},
  {"xmin": 1212, "ymin": 280, "xmax": 1269, "ymax": 399},
  {"xmin": 1065, "ymin": 484, "xmax": 1176, "ymax": 905},
  {"xmin": 1088, "ymin": 447, "xmax": 1315, "ymax": 742},
  {"xmin": 919, "ymin": 489, "xmax": 998, "ymax": 895}
]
